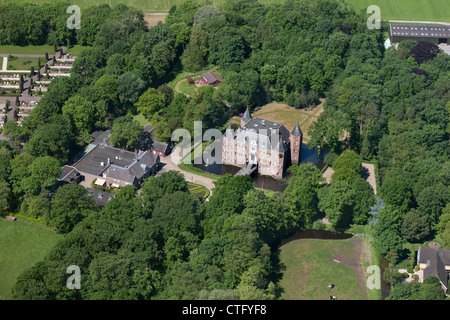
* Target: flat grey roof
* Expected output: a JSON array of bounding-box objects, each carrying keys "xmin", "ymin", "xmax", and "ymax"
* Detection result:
[
  {"xmin": 389, "ymin": 24, "xmax": 450, "ymax": 38},
  {"xmin": 74, "ymin": 145, "xmax": 137, "ymax": 176}
]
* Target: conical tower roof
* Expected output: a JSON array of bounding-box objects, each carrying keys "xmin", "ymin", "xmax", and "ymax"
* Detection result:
[
  {"xmin": 241, "ymin": 108, "xmax": 252, "ymax": 124},
  {"xmin": 291, "ymin": 122, "xmax": 302, "ymax": 137}
]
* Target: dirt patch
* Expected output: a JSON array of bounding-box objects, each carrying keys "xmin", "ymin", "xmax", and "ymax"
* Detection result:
[
  {"xmin": 144, "ymin": 13, "xmax": 167, "ymax": 28},
  {"xmin": 334, "ymin": 238, "xmax": 367, "ymax": 298}
]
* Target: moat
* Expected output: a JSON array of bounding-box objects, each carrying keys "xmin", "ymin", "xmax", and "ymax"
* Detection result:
[{"xmin": 193, "ymin": 143, "xmax": 325, "ymax": 192}]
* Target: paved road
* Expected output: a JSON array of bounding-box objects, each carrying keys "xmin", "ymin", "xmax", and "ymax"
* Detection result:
[
  {"xmin": 156, "ymin": 144, "xmax": 216, "ymax": 194},
  {"xmin": 1, "ymin": 56, "xmax": 7, "ymax": 71}
]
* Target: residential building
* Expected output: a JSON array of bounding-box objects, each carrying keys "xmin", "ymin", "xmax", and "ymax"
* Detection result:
[{"xmin": 417, "ymin": 246, "xmax": 450, "ymax": 292}]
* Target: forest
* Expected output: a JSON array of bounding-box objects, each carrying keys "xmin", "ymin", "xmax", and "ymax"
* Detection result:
[{"xmin": 0, "ymin": 0, "xmax": 448, "ymax": 300}]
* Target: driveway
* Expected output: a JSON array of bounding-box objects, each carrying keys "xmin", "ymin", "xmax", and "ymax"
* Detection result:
[{"xmin": 157, "ymin": 144, "xmax": 216, "ymax": 194}]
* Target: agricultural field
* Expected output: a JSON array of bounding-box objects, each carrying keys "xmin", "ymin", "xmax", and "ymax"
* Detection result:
[
  {"xmin": 0, "ymin": 0, "xmax": 185, "ymax": 12},
  {"xmin": 1, "ymin": 0, "xmax": 449, "ymax": 21},
  {"xmin": 259, "ymin": 0, "xmax": 450, "ymax": 22},
  {"xmin": 278, "ymin": 238, "xmax": 368, "ymax": 300},
  {"xmin": 0, "ymin": 218, "xmax": 62, "ymax": 299}
]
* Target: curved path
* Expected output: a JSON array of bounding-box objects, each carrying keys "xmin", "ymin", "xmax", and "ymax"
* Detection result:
[{"xmin": 156, "ymin": 144, "xmax": 216, "ymax": 197}]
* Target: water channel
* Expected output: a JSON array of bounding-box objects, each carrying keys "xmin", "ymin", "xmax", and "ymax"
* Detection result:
[{"xmin": 193, "ymin": 142, "xmax": 325, "ymax": 192}]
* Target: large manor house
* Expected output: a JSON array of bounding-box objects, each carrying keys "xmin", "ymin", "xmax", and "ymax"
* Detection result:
[{"xmin": 222, "ymin": 109, "xmax": 303, "ymax": 179}]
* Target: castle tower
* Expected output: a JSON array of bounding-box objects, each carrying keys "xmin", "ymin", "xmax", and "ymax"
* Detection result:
[
  {"xmin": 222, "ymin": 123, "xmax": 235, "ymax": 165},
  {"xmin": 290, "ymin": 122, "xmax": 302, "ymax": 164},
  {"xmin": 240, "ymin": 108, "xmax": 252, "ymax": 128}
]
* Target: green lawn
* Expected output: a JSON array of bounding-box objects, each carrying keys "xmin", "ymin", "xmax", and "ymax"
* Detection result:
[
  {"xmin": 0, "ymin": 218, "xmax": 62, "ymax": 299},
  {"xmin": 0, "ymin": 45, "xmax": 55, "ymax": 55},
  {"xmin": 133, "ymin": 113, "xmax": 151, "ymax": 127},
  {"xmin": 64, "ymin": 45, "xmax": 90, "ymax": 57},
  {"xmin": 278, "ymin": 238, "xmax": 368, "ymax": 300},
  {"xmin": 7, "ymin": 56, "xmax": 46, "ymax": 71}
]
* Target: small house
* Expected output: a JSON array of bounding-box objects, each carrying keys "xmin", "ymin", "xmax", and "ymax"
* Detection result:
[{"xmin": 198, "ymin": 71, "xmax": 222, "ymax": 87}]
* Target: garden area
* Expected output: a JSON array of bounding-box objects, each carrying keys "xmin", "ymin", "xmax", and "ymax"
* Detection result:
[{"xmin": 187, "ymin": 182, "xmax": 210, "ymax": 202}]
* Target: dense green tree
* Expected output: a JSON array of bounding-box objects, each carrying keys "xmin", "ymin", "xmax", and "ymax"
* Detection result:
[
  {"xmin": 283, "ymin": 163, "xmax": 324, "ymax": 229},
  {"xmin": 48, "ymin": 183, "xmax": 97, "ymax": 233},
  {"xmin": 379, "ymin": 175, "xmax": 413, "ymax": 215},
  {"xmin": 116, "ymin": 72, "xmax": 146, "ymax": 111},
  {"xmin": 401, "ymin": 210, "xmax": 431, "ymax": 242},
  {"xmin": 109, "ymin": 115, "xmax": 142, "ymax": 150},
  {"xmin": 135, "ymin": 87, "xmax": 166, "ymax": 120},
  {"xmin": 0, "ymin": 180, "xmax": 12, "ymax": 217},
  {"xmin": 29, "ymin": 156, "xmax": 61, "ymax": 190}
]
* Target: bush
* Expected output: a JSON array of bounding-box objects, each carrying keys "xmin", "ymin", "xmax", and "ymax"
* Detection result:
[
  {"xmin": 187, "ymin": 76, "xmax": 194, "ymax": 84},
  {"xmin": 312, "ymin": 219, "xmax": 326, "ymax": 230}
]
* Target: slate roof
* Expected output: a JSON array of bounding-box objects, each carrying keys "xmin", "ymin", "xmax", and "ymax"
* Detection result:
[
  {"xmin": 291, "ymin": 122, "xmax": 302, "ymax": 137},
  {"xmin": 151, "ymin": 140, "xmax": 169, "ymax": 154},
  {"xmin": 418, "ymin": 246, "xmax": 450, "ymax": 290},
  {"xmin": 238, "ymin": 117, "xmax": 291, "ymax": 152}
]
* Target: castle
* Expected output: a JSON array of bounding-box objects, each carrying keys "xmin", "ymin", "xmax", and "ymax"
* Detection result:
[{"xmin": 222, "ymin": 108, "xmax": 302, "ymax": 179}]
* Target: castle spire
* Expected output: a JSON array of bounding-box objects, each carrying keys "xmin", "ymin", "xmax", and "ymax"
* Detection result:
[
  {"xmin": 242, "ymin": 108, "xmax": 252, "ymax": 123},
  {"xmin": 291, "ymin": 121, "xmax": 302, "ymax": 137}
]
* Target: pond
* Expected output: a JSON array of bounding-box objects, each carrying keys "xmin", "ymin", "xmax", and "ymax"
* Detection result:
[{"xmin": 193, "ymin": 142, "xmax": 325, "ymax": 192}]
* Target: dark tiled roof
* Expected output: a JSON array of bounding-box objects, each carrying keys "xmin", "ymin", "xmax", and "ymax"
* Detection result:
[
  {"xmin": 143, "ymin": 124, "xmax": 154, "ymax": 133},
  {"xmin": 88, "ymin": 188, "xmax": 116, "ymax": 207},
  {"xmin": 242, "ymin": 117, "xmax": 291, "ymax": 144},
  {"xmin": 389, "ymin": 24, "xmax": 450, "ymax": 38},
  {"xmin": 418, "ymin": 246, "xmax": 450, "ymax": 289},
  {"xmin": 58, "ymin": 165, "xmax": 81, "ymax": 182},
  {"xmin": 92, "ymin": 130, "xmax": 111, "ymax": 146},
  {"xmin": 291, "ymin": 122, "xmax": 302, "ymax": 137},
  {"xmin": 202, "ymin": 71, "xmax": 222, "ymax": 84},
  {"xmin": 151, "ymin": 140, "xmax": 169, "ymax": 154},
  {"xmin": 74, "ymin": 145, "xmax": 136, "ymax": 176}
]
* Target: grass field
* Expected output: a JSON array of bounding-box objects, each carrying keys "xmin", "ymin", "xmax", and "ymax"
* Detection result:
[
  {"xmin": 0, "ymin": 0, "xmax": 185, "ymax": 12},
  {"xmin": 1, "ymin": 0, "xmax": 449, "ymax": 21},
  {"xmin": 278, "ymin": 238, "xmax": 368, "ymax": 300},
  {"xmin": 7, "ymin": 56, "xmax": 46, "ymax": 71},
  {"xmin": 0, "ymin": 218, "xmax": 62, "ymax": 299},
  {"xmin": 0, "ymin": 45, "xmax": 55, "ymax": 55},
  {"xmin": 230, "ymin": 101, "xmax": 324, "ymax": 142},
  {"xmin": 259, "ymin": 0, "xmax": 450, "ymax": 22}
]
